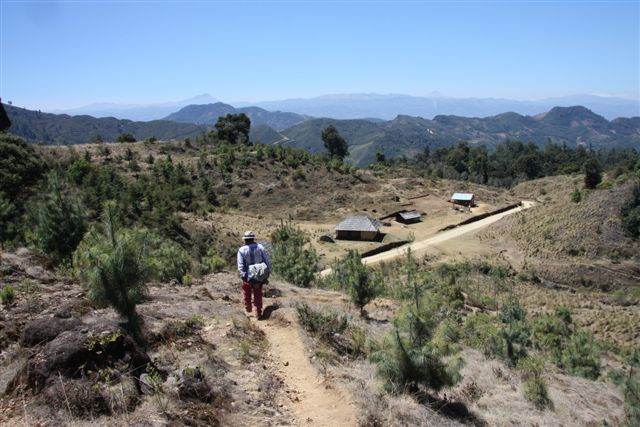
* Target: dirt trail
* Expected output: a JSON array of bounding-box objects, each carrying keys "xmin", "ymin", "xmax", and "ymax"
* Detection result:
[
  {"xmin": 320, "ymin": 201, "xmax": 535, "ymax": 276},
  {"xmin": 255, "ymin": 309, "xmax": 357, "ymax": 427}
]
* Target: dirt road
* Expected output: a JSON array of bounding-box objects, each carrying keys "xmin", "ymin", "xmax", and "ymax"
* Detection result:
[{"xmin": 320, "ymin": 201, "xmax": 535, "ymax": 276}]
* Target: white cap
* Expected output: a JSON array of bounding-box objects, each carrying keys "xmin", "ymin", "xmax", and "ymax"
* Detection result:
[{"xmin": 243, "ymin": 230, "xmax": 256, "ymax": 240}]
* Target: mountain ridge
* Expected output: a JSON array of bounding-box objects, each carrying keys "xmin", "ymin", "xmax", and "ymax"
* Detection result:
[
  {"xmin": 6, "ymin": 104, "xmax": 639, "ymax": 168},
  {"xmin": 277, "ymin": 106, "xmax": 640, "ymax": 166},
  {"xmin": 164, "ymin": 102, "xmax": 308, "ymax": 131}
]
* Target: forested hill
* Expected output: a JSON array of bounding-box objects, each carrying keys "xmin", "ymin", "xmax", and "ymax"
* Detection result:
[
  {"xmin": 6, "ymin": 103, "xmax": 639, "ymax": 167},
  {"xmin": 277, "ymin": 106, "xmax": 640, "ymax": 166},
  {"xmin": 164, "ymin": 102, "xmax": 308, "ymax": 131},
  {"xmin": 5, "ymin": 104, "xmax": 208, "ymax": 144}
]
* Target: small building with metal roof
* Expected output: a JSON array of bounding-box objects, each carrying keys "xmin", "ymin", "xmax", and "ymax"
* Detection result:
[
  {"xmin": 335, "ymin": 215, "xmax": 382, "ymax": 241},
  {"xmin": 396, "ymin": 210, "xmax": 422, "ymax": 224},
  {"xmin": 450, "ymin": 192, "xmax": 475, "ymax": 207}
]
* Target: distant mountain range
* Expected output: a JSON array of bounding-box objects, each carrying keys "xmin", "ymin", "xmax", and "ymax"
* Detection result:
[
  {"xmin": 53, "ymin": 94, "xmax": 219, "ymax": 121},
  {"xmin": 275, "ymin": 106, "xmax": 640, "ymax": 166},
  {"xmin": 6, "ymin": 103, "xmax": 639, "ymax": 168},
  {"xmin": 237, "ymin": 93, "xmax": 639, "ymax": 121},
  {"xmin": 56, "ymin": 93, "xmax": 639, "ymax": 123},
  {"xmin": 164, "ymin": 103, "xmax": 308, "ymax": 131}
]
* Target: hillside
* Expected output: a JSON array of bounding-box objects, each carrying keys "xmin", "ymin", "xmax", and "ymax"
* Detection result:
[
  {"xmin": 4, "ymin": 104, "xmax": 271, "ymax": 145},
  {"xmin": 1, "ymin": 133, "xmax": 638, "ymax": 426},
  {"xmin": 481, "ymin": 175, "xmax": 640, "ymax": 293},
  {"xmin": 164, "ymin": 102, "xmax": 308, "ymax": 131},
  {"xmin": 5, "ymin": 104, "xmax": 207, "ymax": 144},
  {"xmin": 279, "ymin": 106, "xmax": 640, "ymax": 166}
]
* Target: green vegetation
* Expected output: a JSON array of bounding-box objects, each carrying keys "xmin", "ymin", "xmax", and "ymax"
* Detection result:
[
  {"xmin": 570, "ymin": 187, "xmax": 582, "ymax": 203},
  {"xmin": 321, "ymin": 125, "xmax": 349, "ymax": 161},
  {"xmin": 0, "ymin": 285, "xmax": 15, "ymax": 306},
  {"xmin": 296, "ymin": 303, "xmax": 366, "ymax": 358},
  {"xmin": 560, "ymin": 330, "xmax": 601, "ymax": 380},
  {"xmin": 116, "ymin": 132, "xmax": 137, "ymax": 143},
  {"xmin": 148, "ymin": 236, "xmax": 191, "ymax": 283},
  {"xmin": 621, "ymin": 182, "xmax": 640, "ymax": 238},
  {"xmin": 332, "ymin": 250, "xmax": 379, "ymax": 316},
  {"xmin": 5, "ymin": 104, "xmax": 205, "ymax": 145},
  {"xmin": 520, "ymin": 356, "xmax": 552, "ymax": 409},
  {"xmin": 213, "ymin": 113, "xmax": 250, "ymax": 145},
  {"xmin": 498, "ymin": 301, "xmax": 531, "ymax": 366},
  {"xmin": 199, "ymin": 250, "xmax": 227, "ymax": 274},
  {"xmin": 271, "ymin": 221, "xmax": 319, "ymax": 287},
  {"xmin": 404, "ymin": 140, "xmax": 637, "ymax": 188},
  {"xmin": 25, "ymin": 172, "xmax": 86, "ymax": 265},
  {"xmin": 583, "ymin": 157, "xmax": 602, "ymax": 189},
  {"xmin": 0, "ymin": 133, "xmax": 47, "ymax": 245},
  {"xmin": 370, "ymin": 330, "xmax": 458, "ymax": 394},
  {"xmin": 281, "ymin": 106, "xmax": 639, "ymax": 167},
  {"xmin": 73, "ymin": 202, "xmax": 152, "ymax": 328}
]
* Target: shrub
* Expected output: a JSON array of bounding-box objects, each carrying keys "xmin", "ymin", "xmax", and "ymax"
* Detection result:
[
  {"xmin": 0, "ymin": 285, "xmax": 15, "ymax": 306},
  {"xmin": 26, "ymin": 173, "xmax": 86, "ymax": 265},
  {"xmin": 432, "ymin": 318, "xmax": 462, "ymax": 355},
  {"xmin": 200, "ymin": 250, "xmax": 227, "ymax": 274},
  {"xmin": 0, "ymin": 133, "xmax": 47, "ymax": 202},
  {"xmin": 462, "ymin": 312, "xmax": 503, "ymax": 357},
  {"xmin": 333, "ymin": 250, "xmax": 379, "ymax": 316},
  {"xmin": 621, "ymin": 182, "xmax": 640, "ymax": 238},
  {"xmin": 0, "ymin": 192, "xmax": 18, "ymax": 244},
  {"xmin": 560, "ymin": 329, "xmax": 601, "ymax": 379},
  {"xmin": 296, "ymin": 302, "xmax": 348, "ymax": 339},
  {"xmin": 116, "ymin": 133, "xmax": 136, "ymax": 143},
  {"xmin": 531, "ymin": 312, "xmax": 570, "ymax": 362},
  {"xmin": 271, "ymin": 221, "xmax": 318, "ymax": 287},
  {"xmin": 570, "ymin": 188, "xmax": 582, "ymax": 203},
  {"xmin": 498, "ymin": 301, "xmax": 531, "ymax": 366},
  {"xmin": 583, "ymin": 158, "xmax": 602, "ymax": 189},
  {"xmin": 73, "ymin": 202, "xmax": 151, "ymax": 328},
  {"xmin": 369, "ymin": 330, "xmax": 457, "ymax": 394},
  {"xmin": 148, "ymin": 237, "xmax": 191, "ymax": 283},
  {"xmin": 623, "ymin": 347, "xmax": 640, "ymax": 426},
  {"xmin": 520, "ymin": 356, "xmax": 552, "ymax": 409}
]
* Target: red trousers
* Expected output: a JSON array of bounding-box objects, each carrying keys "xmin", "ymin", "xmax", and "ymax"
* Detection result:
[{"xmin": 242, "ymin": 281, "xmax": 263, "ymax": 315}]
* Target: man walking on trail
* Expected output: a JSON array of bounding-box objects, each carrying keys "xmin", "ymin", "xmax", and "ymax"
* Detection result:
[{"xmin": 237, "ymin": 231, "xmax": 271, "ymax": 319}]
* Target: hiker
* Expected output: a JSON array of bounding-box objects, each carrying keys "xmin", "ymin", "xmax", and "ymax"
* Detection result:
[{"xmin": 237, "ymin": 230, "xmax": 271, "ymax": 318}]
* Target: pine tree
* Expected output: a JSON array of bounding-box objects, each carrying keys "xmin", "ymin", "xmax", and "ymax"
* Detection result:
[
  {"xmin": 321, "ymin": 125, "xmax": 349, "ymax": 161},
  {"xmin": 26, "ymin": 172, "xmax": 85, "ymax": 265},
  {"xmin": 334, "ymin": 250, "xmax": 378, "ymax": 316},
  {"xmin": 271, "ymin": 221, "xmax": 319, "ymax": 287},
  {"xmin": 73, "ymin": 201, "xmax": 151, "ymax": 331},
  {"xmin": 583, "ymin": 157, "xmax": 602, "ymax": 189}
]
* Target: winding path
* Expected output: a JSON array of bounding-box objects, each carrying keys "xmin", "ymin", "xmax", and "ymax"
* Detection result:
[{"xmin": 256, "ymin": 309, "xmax": 357, "ymax": 427}]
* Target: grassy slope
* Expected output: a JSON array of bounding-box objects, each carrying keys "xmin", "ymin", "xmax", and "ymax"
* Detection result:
[{"xmin": 483, "ymin": 174, "xmax": 640, "ymax": 288}]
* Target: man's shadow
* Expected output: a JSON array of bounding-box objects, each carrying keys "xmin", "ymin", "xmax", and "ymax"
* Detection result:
[{"xmin": 260, "ymin": 303, "xmax": 280, "ymax": 320}]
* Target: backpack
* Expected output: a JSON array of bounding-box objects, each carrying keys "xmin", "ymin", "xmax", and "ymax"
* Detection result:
[{"xmin": 247, "ymin": 246, "xmax": 269, "ymax": 283}]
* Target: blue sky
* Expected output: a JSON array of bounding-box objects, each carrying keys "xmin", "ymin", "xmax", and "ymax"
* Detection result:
[{"xmin": 1, "ymin": 0, "xmax": 638, "ymax": 110}]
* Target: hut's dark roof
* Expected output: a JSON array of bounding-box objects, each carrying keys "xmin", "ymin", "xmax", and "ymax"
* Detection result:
[
  {"xmin": 398, "ymin": 211, "xmax": 421, "ymax": 221},
  {"xmin": 335, "ymin": 216, "xmax": 381, "ymax": 232}
]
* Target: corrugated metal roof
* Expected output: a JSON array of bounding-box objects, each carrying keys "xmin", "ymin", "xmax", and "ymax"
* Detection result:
[
  {"xmin": 335, "ymin": 216, "xmax": 382, "ymax": 232},
  {"xmin": 451, "ymin": 193, "xmax": 474, "ymax": 201},
  {"xmin": 398, "ymin": 211, "xmax": 421, "ymax": 220}
]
